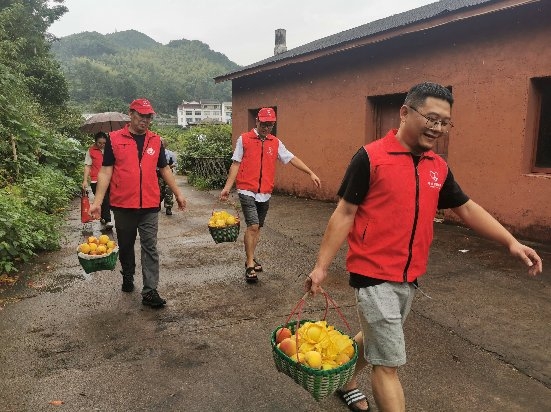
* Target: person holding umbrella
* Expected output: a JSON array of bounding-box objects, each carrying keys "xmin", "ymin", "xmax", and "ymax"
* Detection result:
[
  {"xmin": 89, "ymin": 98, "xmax": 187, "ymax": 307},
  {"xmin": 82, "ymin": 132, "xmax": 113, "ymax": 230}
]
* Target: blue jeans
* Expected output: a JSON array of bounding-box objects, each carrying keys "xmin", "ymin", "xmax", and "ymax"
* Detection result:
[{"xmin": 112, "ymin": 210, "xmax": 159, "ymax": 294}]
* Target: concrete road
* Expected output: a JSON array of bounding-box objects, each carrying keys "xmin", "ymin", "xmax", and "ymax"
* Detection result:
[{"xmin": 0, "ymin": 176, "xmax": 550, "ymax": 412}]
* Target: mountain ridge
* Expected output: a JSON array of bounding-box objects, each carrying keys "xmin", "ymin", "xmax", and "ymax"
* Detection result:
[{"xmin": 51, "ymin": 29, "xmax": 239, "ymax": 115}]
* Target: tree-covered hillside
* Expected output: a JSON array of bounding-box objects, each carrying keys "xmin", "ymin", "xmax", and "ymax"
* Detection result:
[
  {"xmin": 51, "ymin": 30, "xmax": 241, "ymax": 115},
  {"xmin": 0, "ymin": 0, "xmax": 88, "ymax": 273}
]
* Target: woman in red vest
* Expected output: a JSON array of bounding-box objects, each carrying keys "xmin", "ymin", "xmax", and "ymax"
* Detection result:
[{"xmin": 82, "ymin": 132, "xmax": 112, "ymax": 230}]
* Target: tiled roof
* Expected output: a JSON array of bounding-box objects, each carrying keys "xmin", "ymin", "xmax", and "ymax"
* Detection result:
[{"xmin": 216, "ymin": 0, "xmax": 502, "ymax": 81}]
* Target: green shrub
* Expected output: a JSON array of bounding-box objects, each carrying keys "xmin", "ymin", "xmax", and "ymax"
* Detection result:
[
  {"xmin": 0, "ymin": 168, "xmax": 77, "ymax": 273},
  {"xmin": 155, "ymin": 124, "xmax": 233, "ymax": 189},
  {"xmin": 187, "ymin": 173, "xmax": 228, "ymax": 190}
]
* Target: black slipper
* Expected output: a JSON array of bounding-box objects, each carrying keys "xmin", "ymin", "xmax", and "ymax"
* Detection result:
[
  {"xmin": 253, "ymin": 258, "xmax": 263, "ymax": 272},
  {"xmin": 336, "ymin": 388, "xmax": 370, "ymax": 412},
  {"xmin": 245, "ymin": 267, "xmax": 258, "ymax": 283}
]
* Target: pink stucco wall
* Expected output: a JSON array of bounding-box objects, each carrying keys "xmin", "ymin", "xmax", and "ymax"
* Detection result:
[{"xmin": 229, "ymin": 3, "xmax": 551, "ymax": 241}]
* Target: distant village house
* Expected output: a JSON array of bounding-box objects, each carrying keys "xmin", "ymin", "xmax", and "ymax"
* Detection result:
[{"xmin": 177, "ymin": 100, "xmax": 232, "ymax": 127}]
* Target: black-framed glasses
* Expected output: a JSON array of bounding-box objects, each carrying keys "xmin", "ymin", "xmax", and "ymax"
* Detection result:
[
  {"xmin": 259, "ymin": 122, "xmax": 275, "ymax": 128},
  {"xmin": 408, "ymin": 106, "xmax": 454, "ymax": 130}
]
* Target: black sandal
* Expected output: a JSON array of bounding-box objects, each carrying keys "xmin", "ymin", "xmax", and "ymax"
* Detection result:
[
  {"xmin": 253, "ymin": 258, "xmax": 263, "ymax": 272},
  {"xmin": 336, "ymin": 388, "xmax": 370, "ymax": 412},
  {"xmin": 245, "ymin": 267, "xmax": 258, "ymax": 283}
]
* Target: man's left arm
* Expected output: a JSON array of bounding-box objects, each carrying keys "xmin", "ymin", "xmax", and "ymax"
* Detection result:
[
  {"xmin": 452, "ymin": 199, "xmax": 542, "ymax": 276},
  {"xmin": 289, "ymin": 156, "xmax": 321, "ymax": 189}
]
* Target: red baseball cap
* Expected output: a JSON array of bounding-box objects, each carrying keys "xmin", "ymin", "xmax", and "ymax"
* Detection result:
[
  {"xmin": 129, "ymin": 98, "xmax": 156, "ymax": 115},
  {"xmin": 257, "ymin": 107, "xmax": 276, "ymax": 122}
]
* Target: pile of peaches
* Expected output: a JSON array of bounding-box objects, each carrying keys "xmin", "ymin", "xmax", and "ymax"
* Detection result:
[
  {"xmin": 275, "ymin": 320, "xmax": 355, "ymax": 370},
  {"xmin": 78, "ymin": 235, "xmax": 116, "ymax": 256}
]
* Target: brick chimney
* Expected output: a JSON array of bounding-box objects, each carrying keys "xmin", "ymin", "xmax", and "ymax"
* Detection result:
[{"xmin": 274, "ymin": 29, "xmax": 287, "ymax": 55}]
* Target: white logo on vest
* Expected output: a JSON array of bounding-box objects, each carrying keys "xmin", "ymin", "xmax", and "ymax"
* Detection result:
[{"xmin": 428, "ymin": 170, "xmax": 442, "ymax": 189}]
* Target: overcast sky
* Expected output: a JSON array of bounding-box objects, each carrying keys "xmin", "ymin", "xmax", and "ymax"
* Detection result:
[{"xmin": 49, "ymin": 0, "xmax": 436, "ymax": 66}]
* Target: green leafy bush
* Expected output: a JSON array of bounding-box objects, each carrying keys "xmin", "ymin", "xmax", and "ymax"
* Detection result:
[
  {"xmin": 21, "ymin": 167, "xmax": 77, "ymax": 214},
  {"xmin": 0, "ymin": 167, "xmax": 77, "ymax": 273},
  {"xmin": 180, "ymin": 124, "xmax": 232, "ymax": 156},
  {"xmin": 0, "ymin": 0, "xmax": 86, "ymax": 274},
  {"xmin": 154, "ymin": 124, "xmax": 233, "ymax": 189}
]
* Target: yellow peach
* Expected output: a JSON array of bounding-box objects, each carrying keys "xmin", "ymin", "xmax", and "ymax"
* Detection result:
[
  {"xmin": 304, "ymin": 350, "xmax": 322, "ymax": 369},
  {"xmin": 275, "ymin": 327, "xmax": 292, "ymax": 344},
  {"xmin": 98, "ymin": 235, "xmax": 110, "ymax": 245},
  {"xmin": 278, "ymin": 338, "xmax": 297, "ymax": 357},
  {"xmin": 78, "ymin": 243, "xmax": 91, "ymax": 254}
]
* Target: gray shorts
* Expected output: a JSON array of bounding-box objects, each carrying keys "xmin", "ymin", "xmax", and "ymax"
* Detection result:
[
  {"xmin": 355, "ymin": 282, "xmax": 416, "ymax": 367},
  {"xmin": 238, "ymin": 194, "xmax": 270, "ymax": 227}
]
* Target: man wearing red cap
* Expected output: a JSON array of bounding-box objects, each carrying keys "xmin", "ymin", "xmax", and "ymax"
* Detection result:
[
  {"xmin": 220, "ymin": 107, "xmax": 321, "ymax": 283},
  {"xmin": 90, "ymin": 98, "xmax": 187, "ymax": 307}
]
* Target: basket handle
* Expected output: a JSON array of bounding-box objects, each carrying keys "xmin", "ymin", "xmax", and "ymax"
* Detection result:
[
  {"xmin": 283, "ymin": 288, "xmax": 352, "ymax": 334},
  {"xmin": 212, "ymin": 198, "xmax": 240, "ymax": 219},
  {"xmin": 278, "ymin": 289, "xmax": 352, "ymax": 364}
]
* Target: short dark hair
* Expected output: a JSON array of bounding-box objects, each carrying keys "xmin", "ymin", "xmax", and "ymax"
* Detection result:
[
  {"xmin": 404, "ymin": 82, "xmax": 454, "ymax": 108},
  {"xmin": 94, "ymin": 132, "xmax": 108, "ymax": 142}
]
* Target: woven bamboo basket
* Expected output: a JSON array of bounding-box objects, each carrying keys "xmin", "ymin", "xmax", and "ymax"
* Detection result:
[
  {"xmin": 208, "ymin": 202, "xmax": 241, "ymax": 243},
  {"xmin": 271, "ymin": 320, "xmax": 358, "ymax": 401},
  {"xmin": 77, "ymin": 247, "xmax": 119, "ymax": 274},
  {"xmin": 270, "ymin": 291, "xmax": 358, "ymax": 401},
  {"xmin": 208, "ymin": 221, "xmax": 240, "ymax": 243}
]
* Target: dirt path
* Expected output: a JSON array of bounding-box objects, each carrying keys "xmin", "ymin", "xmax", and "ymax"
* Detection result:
[{"xmin": 0, "ymin": 176, "xmax": 550, "ymax": 412}]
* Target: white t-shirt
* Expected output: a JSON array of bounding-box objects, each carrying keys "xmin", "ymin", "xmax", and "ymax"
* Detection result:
[{"xmin": 232, "ymin": 129, "xmax": 294, "ymax": 202}]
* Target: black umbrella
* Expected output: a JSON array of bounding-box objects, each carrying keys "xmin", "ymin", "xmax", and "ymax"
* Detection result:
[{"xmin": 80, "ymin": 112, "xmax": 130, "ymax": 134}]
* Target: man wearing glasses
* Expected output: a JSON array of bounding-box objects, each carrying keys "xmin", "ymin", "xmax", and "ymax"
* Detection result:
[
  {"xmin": 220, "ymin": 107, "xmax": 321, "ymax": 283},
  {"xmin": 90, "ymin": 98, "xmax": 187, "ymax": 307},
  {"xmin": 305, "ymin": 82, "xmax": 542, "ymax": 412}
]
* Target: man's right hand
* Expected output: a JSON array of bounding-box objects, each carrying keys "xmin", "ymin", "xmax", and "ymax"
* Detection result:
[
  {"xmin": 220, "ymin": 188, "xmax": 230, "ymax": 201},
  {"xmin": 304, "ymin": 268, "xmax": 327, "ymax": 296},
  {"xmin": 82, "ymin": 182, "xmax": 88, "ymax": 190},
  {"xmin": 88, "ymin": 204, "xmax": 100, "ymax": 219}
]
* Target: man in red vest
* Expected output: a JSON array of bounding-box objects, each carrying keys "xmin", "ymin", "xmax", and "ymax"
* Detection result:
[
  {"xmin": 220, "ymin": 107, "xmax": 321, "ymax": 283},
  {"xmin": 82, "ymin": 132, "xmax": 112, "ymax": 230},
  {"xmin": 90, "ymin": 98, "xmax": 187, "ymax": 307},
  {"xmin": 305, "ymin": 82, "xmax": 542, "ymax": 412}
]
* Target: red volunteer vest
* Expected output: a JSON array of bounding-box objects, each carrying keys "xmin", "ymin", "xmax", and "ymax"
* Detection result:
[
  {"xmin": 346, "ymin": 129, "xmax": 449, "ymax": 282},
  {"xmin": 108, "ymin": 125, "xmax": 161, "ymax": 208},
  {"xmin": 88, "ymin": 145, "xmax": 103, "ymax": 181},
  {"xmin": 236, "ymin": 130, "xmax": 280, "ymax": 194}
]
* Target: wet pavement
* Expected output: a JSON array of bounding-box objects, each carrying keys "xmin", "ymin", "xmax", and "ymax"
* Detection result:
[{"xmin": 0, "ymin": 175, "xmax": 550, "ymax": 412}]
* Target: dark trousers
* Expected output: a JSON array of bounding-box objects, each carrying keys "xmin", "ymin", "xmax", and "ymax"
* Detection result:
[
  {"xmin": 112, "ymin": 210, "xmax": 159, "ymax": 294},
  {"xmin": 90, "ymin": 182, "xmax": 112, "ymax": 223}
]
